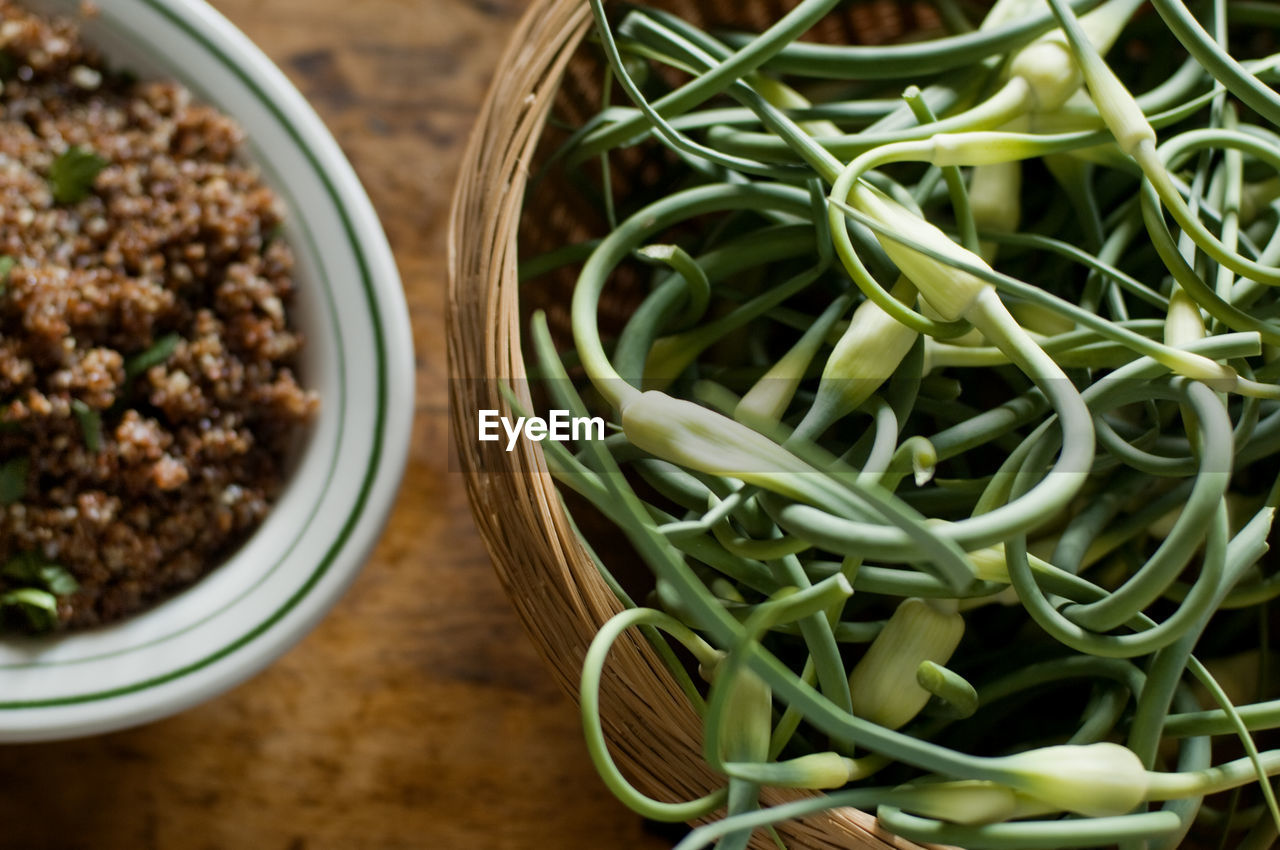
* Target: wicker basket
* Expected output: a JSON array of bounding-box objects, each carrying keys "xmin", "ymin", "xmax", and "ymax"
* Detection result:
[{"xmin": 447, "ymin": 2, "xmax": 947, "ymax": 847}]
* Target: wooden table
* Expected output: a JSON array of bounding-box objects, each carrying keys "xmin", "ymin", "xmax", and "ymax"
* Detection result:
[{"xmin": 0, "ymin": 2, "xmax": 669, "ymax": 847}]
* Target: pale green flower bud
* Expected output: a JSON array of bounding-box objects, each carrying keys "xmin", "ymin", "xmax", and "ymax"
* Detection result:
[
  {"xmin": 1007, "ymin": 0, "xmax": 1146, "ymax": 114},
  {"xmin": 749, "ymin": 73, "xmax": 842, "ymax": 139},
  {"xmin": 849, "ymin": 185, "xmax": 993, "ymax": 322},
  {"xmin": 737, "ymin": 295, "xmax": 851, "ymax": 428},
  {"xmin": 804, "ymin": 280, "xmax": 917, "ymax": 429},
  {"xmin": 621, "ymin": 391, "xmax": 815, "ymax": 501},
  {"xmin": 725, "ymin": 752, "xmax": 860, "ymax": 790},
  {"xmin": 894, "ymin": 780, "xmax": 1019, "ymax": 826},
  {"xmin": 1165, "ymin": 288, "xmax": 1206, "ymax": 347},
  {"xmin": 997, "ymin": 742, "xmax": 1149, "ymax": 817},
  {"xmin": 717, "ymin": 667, "xmax": 772, "ymax": 764},
  {"xmin": 1008, "ymin": 40, "xmax": 1082, "ymax": 113},
  {"xmin": 1010, "ymin": 301, "xmax": 1074, "ymax": 337},
  {"xmin": 849, "ymin": 598, "xmax": 966, "ymax": 730},
  {"xmin": 969, "ymin": 159, "xmax": 1023, "ymax": 263},
  {"xmin": 904, "ymin": 437, "xmax": 937, "ymax": 488},
  {"xmin": 967, "ymin": 544, "xmax": 1062, "ymax": 583}
]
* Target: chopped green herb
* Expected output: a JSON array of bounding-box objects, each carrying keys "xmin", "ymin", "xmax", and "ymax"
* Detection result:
[
  {"xmin": 0, "ymin": 456, "xmax": 27, "ymax": 505},
  {"xmin": 0, "ymin": 588, "xmax": 59, "ymax": 633},
  {"xmin": 42, "ymin": 569, "xmax": 78, "ymax": 597},
  {"xmin": 2, "ymin": 552, "xmax": 79, "ymax": 597},
  {"xmin": 0, "ymin": 255, "xmax": 14, "ymax": 295},
  {"xmin": 48, "ymin": 146, "xmax": 109, "ymax": 205},
  {"xmin": 264, "ymin": 222, "xmax": 285, "ymax": 248},
  {"xmin": 125, "ymin": 332, "xmax": 181, "ymax": 381},
  {"xmin": 70, "ymin": 399, "xmax": 103, "ymax": 453}
]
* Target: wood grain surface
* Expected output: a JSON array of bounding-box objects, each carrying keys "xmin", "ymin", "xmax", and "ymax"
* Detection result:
[{"xmin": 0, "ymin": 1, "xmax": 669, "ymax": 847}]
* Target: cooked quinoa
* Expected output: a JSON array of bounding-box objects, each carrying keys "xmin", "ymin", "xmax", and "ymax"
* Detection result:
[{"xmin": 0, "ymin": 1, "xmax": 317, "ymax": 631}]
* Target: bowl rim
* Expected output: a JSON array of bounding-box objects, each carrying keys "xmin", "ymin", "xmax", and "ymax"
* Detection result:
[{"xmin": 0, "ymin": 0, "xmax": 414, "ymax": 741}]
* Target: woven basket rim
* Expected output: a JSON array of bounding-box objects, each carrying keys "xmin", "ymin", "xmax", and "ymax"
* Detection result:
[{"xmin": 446, "ymin": 3, "xmax": 954, "ymax": 848}]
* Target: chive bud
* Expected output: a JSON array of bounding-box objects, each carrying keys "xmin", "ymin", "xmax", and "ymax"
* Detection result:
[
  {"xmin": 1008, "ymin": 792, "xmax": 1064, "ymax": 820},
  {"xmin": 1007, "ymin": 41, "xmax": 1081, "ymax": 113},
  {"xmin": 621, "ymin": 391, "xmax": 814, "ymax": 501},
  {"xmin": 749, "ymin": 73, "xmax": 842, "ymax": 139},
  {"xmin": 711, "ymin": 577, "xmax": 746, "ymax": 604},
  {"xmin": 968, "ymin": 544, "xmax": 1061, "ymax": 583},
  {"xmin": 996, "ymin": 742, "xmax": 1149, "ymax": 817},
  {"xmin": 849, "ymin": 185, "xmax": 993, "ymax": 322},
  {"xmin": 716, "ymin": 667, "xmax": 772, "ymax": 764},
  {"xmin": 1009, "ymin": 301, "xmax": 1074, "ymax": 337},
  {"xmin": 737, "ymin": 295, "xmax": 851, "ymax": 428},
  {"xmin": 800, "ymin": 280, "xmax": 917, "ymax": 435},
  {"xmin": 848, "ymin": 598, "xmax": 966, "ymax": 729},
  {"xmin": 893, "ymin": 780, "xmax": 1019, "ymax": 826},
  {"xmin": 870, "ymin": 437, "xmax": 938, "ymax": 491},
  {"xmin": 724, "ymin": 752, "xmax": 858, "ymax": 789},
  {"xmin": 968, "ymin": 160, "xmax": 1022, "ymax": 262},
  {"xmin": 1007, "ymin": 0, "xmax": 1146, "ymax": 113},
  {"xmin": 925, "ymin": 132, "xmax": 1042, "ymax": 168},
  {"xmin": 1165, "ymin": 288, "xmax": 1206, "ymax": 347},
  {"xmin": 1042, "ymin": 0, "xmax": 1155, "ymax": 156},
  {"xmin": 904, "ymin": 437, "xmax": 937, "ymax": 487},
  {"xmin": 968, "ymin": 546, "xmax": 1012, "ymax": 582}
]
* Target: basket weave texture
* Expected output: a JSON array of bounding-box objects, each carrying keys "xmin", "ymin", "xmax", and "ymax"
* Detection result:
[{"xmin": 448, "ymin": 2, "xmax": 949, "ymax": 847}]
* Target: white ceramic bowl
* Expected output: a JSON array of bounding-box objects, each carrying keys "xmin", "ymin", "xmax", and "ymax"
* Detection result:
[{"xmin": 0, "ymin": 0, "xmax": 414, "ymax": 741}]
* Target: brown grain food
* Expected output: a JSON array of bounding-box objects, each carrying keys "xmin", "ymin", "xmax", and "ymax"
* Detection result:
[{"xmin": 0, "ymin": 0, "xmax": 317, "ymax": 631}]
